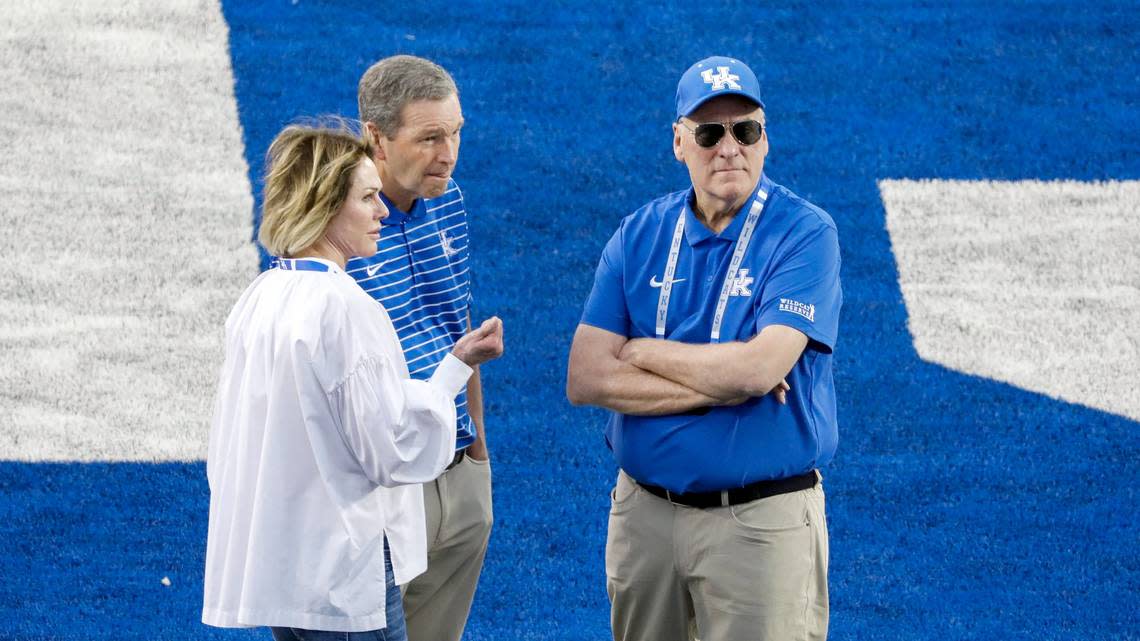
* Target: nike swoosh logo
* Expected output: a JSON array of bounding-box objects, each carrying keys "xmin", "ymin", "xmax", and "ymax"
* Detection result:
[
  {"xmin": 365, "ymin": 262, "xmax": 386, "ymax": 277},
  {"xmin": 649, "ymin": 276, "xmax": 686, "ymax": 288}
]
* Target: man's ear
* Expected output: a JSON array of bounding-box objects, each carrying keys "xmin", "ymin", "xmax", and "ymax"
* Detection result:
[
  {"xmin": 364, "ymin": 122, "xmax": 386, "ymax": 161},
  {"xmin": 672, "ymin": 122, "xmax": 685, "ymax": 163}
]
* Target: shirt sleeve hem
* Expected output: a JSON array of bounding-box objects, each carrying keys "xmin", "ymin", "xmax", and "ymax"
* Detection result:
[
  {"xmin": 430, "ymin": 353, "xmax": 474, "ymax": 397},
  {"xmin": 579, "ymin": 316, "xmax": 628, "ymax": 337},
  {"xmin": 757, "ymin": 317, "xmax": 836, "ymax": 354}
]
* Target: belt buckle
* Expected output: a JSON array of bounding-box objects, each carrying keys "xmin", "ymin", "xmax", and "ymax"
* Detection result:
[{"xmin": 663, "ymin": 489, "xmax": 730, "ymax": 508}]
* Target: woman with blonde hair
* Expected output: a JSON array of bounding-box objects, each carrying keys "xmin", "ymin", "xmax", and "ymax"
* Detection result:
[{"xmin": 202, "ymin": 122, "xmax": 503, "ymax": 641}]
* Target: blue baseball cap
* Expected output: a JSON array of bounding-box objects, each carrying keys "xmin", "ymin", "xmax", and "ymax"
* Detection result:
[{"xmin": 675, "ymin": 56, "xmax": 764, "ymax": 120}]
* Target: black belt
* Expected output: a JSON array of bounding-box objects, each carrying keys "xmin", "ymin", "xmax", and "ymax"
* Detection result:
[
  {"xmin": 445, "ymin": 449, "xmax": 466, "ymax": 471},
  {"xmin": 636, "ymin": 470, "xmax": 818, "ymax": 508}
]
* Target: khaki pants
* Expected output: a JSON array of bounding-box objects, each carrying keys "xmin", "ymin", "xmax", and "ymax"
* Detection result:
[
  {"xmin": 403, "ymin": 454, "xmax": 493, "ymax": 641},
  {"xmin": 606, "ymin": 470, "xmax": 829, "ymax": 641}
]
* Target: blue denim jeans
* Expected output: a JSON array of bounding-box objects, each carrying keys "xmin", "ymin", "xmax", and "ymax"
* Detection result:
[{"xmin": 270, "ymin": 539, "xmax": 406, "ymax": 641}]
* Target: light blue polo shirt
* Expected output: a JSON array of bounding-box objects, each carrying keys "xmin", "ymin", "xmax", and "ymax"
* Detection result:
[
  {"xmin": 346, "ymin": 179, "xmax": 475, "ymax": 451},
  {"xmin": 581, "ymin": 175, "xmax": 842, "ymax": 493}
]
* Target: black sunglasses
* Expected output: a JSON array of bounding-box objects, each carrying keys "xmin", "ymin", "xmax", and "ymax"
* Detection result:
[{"xmin": 679, "ymin": 119, "xmax": 764, "ymax": 148}]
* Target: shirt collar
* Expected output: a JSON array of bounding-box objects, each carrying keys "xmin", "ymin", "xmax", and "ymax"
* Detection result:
[
  {"xmin": 273, "ymin": 256, "xmax": 343, "ymax": 273},
  {"xmin": 682, "ymin": 174, "xmax": 771, "ymax": 245},
  {"xmin": 307, "ymin": 257, "xmax": 343, "ymax": 273},
  {"xmin": 379, "ymin": 191, "xmax": 426, "ymax": 226}
]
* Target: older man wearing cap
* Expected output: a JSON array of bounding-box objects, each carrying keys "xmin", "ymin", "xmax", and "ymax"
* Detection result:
[{"xmin": 567, "ymin": 56, "xmax": 842, "ymax": 641}]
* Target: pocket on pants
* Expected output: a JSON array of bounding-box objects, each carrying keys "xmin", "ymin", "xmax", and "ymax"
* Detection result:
[
  {"xmin": 605, "ymin": 472, "xmax": 644, "ymax": 583},
  {"xmin": 448, "ymin": 454, "xmax": 493, "ymax": 535},
  {"xmin": 705, "ymin": 492, "xmax": 815, "ymax": 615},
  {"xmin": 728, "ymin": 489, "xmax": 810, "ymax": 535},
  {"xmin": 609, "ymin": 472, "xmax": 639, "ymax": 517},
  {"xmin": 464, "ymin": 453, "xmax": 490, "ymax": 467}
]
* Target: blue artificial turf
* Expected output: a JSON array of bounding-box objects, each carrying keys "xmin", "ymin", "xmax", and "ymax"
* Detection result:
[{"xmin": 3, "ymin": 2, "xmax": 1138, "ymax": 639}]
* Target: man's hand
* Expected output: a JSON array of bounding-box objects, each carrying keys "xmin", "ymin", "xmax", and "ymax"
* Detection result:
[
  {"xmin": 452, "ymin": 317, "xmax": 504, "ymax": 367},
  {"xmin": 771, "ymin": 378, "xmax": 789, "ymax": 405}
]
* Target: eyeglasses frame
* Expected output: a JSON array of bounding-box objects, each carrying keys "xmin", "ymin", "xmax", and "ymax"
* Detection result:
[{"xmin": 677, "ymin": 118, "xmax": 765, "ymax": 148}]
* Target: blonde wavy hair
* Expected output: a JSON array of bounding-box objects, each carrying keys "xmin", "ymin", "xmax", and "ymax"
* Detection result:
[{"xmin": 258, "ymin": 121, "xmax": 374, "ymax": 258}]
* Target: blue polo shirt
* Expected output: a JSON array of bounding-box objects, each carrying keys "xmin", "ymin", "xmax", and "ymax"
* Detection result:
[
  {"xmin": 346, "ymin": 179, "xmax": 475, "ymax": 451},
  {"xmin": 580, "ymin": 175, "xmax": 842, "ymax": 493}
]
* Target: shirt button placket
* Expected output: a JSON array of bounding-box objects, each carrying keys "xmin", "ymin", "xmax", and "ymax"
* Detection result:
[{"xmin": 403, "ymin": 224, "xmax": 417, "ymax": 281}]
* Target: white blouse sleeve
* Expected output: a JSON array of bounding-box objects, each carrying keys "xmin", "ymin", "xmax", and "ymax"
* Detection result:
[{"xmin": 329, "ymin": 352, "xmax": 472, "ymax": 487}]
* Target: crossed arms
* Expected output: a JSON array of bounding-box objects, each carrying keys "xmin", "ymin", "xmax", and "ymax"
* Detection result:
[{"xmin": 566, "ymin": 323, "xmax": 808, "ymax": 416}]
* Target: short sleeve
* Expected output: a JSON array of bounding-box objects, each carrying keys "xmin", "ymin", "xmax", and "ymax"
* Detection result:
[
  {"xmin": 755, "ymin": 223, "xmax": 842, "ymax": 353},
  {"xmin": 579, "ymin": 225, "xmax": 630, "ymax": 336}
]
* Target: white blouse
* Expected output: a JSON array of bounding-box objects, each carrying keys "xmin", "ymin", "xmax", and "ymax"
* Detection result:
[{"xmin": 202, "ymin": 257, "xmax": 471, "ymax": 632}]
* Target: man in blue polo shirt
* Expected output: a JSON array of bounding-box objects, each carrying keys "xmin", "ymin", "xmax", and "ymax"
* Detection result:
[
  {"xmin": 567, "ymin": 56, "xmax": 842, "ymax": 641},
  {"xmin": 346, "ymin": 55, "xmax": 496, "ymax": 641}
]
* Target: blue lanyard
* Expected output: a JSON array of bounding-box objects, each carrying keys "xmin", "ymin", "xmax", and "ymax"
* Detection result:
[
  {"xmin": 655, "ymin": 176, "xmax": 771, "ymax": 342},
  {"xmin": 274, "ymin": 258, "xmax": 331, "ymax": 272}
]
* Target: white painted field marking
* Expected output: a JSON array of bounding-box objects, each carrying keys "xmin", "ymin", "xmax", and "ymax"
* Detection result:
[
  {"xmin": 0, "ymin": 1, "xmax": 257, "ymax": 461},
  {"xmin": 881, "ymin": 179, "xmax": 1140, "ymax": 422}
]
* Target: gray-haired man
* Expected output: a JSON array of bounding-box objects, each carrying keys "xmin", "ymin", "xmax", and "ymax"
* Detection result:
[
  {"xmin": 568, "ymin": 56, "xmax": 839, "ymax": 641},
  {"xmin": 346, "ymin": 55, "xmax": 494, "ymax": 641}
]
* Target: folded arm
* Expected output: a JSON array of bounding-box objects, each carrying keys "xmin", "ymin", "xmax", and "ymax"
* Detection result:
[
  {"xmin": 618, "ymin": 324, "xmax": 809, "ymax": 400},
  {"xmin": 566, "ymin": 324, "xmax": 741, "ymax": 415}
]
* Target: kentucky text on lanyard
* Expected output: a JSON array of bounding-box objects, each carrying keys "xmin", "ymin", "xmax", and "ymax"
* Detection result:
[
  {"xmin": 275, "ymin": 258, "xmax": 331, "ymax": 272},
  {"xmin": 654, "ymin": 181, "xmax": 770, "ymax": 342}
]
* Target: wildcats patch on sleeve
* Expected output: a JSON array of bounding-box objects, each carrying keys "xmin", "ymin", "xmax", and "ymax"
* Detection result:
[{"xmin": 779, "ymin": 298, "xmax": 816, "ymax": 322}]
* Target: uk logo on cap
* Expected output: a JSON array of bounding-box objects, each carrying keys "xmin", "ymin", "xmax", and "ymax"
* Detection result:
[
  {"xmin": 676, "ymin": 56, "xmax": 764, "ymax": 119},
  {"xmin": 701, "ymin": 67, "xmax": 742, "ymax": 91}
]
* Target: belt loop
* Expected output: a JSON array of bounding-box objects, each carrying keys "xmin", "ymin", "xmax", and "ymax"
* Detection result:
[
  {"xmin": 720, "ymin": 491, "xmax": 729, "ymax": 507},
  {"xmin": 665, "ymin": 490, "xmax": 674, "ymax": 505}
]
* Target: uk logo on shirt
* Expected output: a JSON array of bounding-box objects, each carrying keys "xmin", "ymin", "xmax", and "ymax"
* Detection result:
[
  {"xmin": 728, "ymin": 269, "xmax": 754, "ymax": 297},
  {"xmin": 440, "ymin": 229, "xmax": 460, "ymax": 257}
]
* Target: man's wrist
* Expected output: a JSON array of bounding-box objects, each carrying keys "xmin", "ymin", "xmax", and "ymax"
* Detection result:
[{"xmin": 466, "ymin": 432, "xmax": 489, "ymax": 461}]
